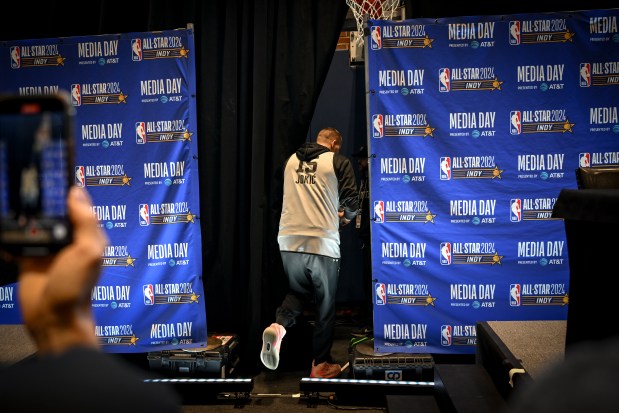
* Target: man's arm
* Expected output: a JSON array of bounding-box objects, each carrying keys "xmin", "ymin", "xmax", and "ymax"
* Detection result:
[
  {"xmin": 18, "ymin": 186, "xmax": 109, "ymax": 354},
  {"xmin": 334, "ymin": 155, "xmax": 359, "ymax": 222}
]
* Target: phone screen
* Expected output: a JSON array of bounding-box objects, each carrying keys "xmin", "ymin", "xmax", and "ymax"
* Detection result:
[{"xmin": 0, "ymin": 94, "xmax": 73, "ymax": 256}]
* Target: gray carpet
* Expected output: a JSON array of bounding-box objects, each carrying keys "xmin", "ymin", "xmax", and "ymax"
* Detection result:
[
  {"xmin": 0, "ymin": 325, "xmax": 36, "ymax": 367},
  {"xmin": 487, "ymin": 320, "xmax": 565, "ymax": 380}
]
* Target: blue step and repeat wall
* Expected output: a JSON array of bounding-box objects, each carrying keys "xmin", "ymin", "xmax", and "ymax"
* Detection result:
[
  {"xmin": 366, "ymin": 9, "xmax": 618, "ymax": 354},
  {"xmin": 0, "ymin": 27, "xmax": 209, "ymax": 353}
]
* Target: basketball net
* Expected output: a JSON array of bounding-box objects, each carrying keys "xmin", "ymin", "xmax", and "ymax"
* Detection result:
[{"xmin": 346, "ymin": 0, "xmax": 400, "ymax": 39}]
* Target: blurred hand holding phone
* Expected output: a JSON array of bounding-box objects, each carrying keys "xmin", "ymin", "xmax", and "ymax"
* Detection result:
[{"xmin": 0, "ymin": 92, "xmax": 75, "ymax": 258}]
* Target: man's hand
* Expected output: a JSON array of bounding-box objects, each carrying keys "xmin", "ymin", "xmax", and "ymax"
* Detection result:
[
  {"xmin": 339, "ymin": 209, "xmax": 351, "ymax": 227},
  {"xmin": 18, "ymin": 186, "xmax": 109, "ymax": 354}
]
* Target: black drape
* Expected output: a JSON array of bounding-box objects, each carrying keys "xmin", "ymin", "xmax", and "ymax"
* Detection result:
[{"xmin": 0, "ymin": 0, "xmax": 348, "ymax": 373}]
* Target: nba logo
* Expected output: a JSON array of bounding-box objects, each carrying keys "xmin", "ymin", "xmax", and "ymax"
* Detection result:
[
  {"xmin": 373, "ymin": 200, "xmax": 384, "ymax": 223},
  {"xmin": 75, "ymin": 166, "xmax": 85, "ymax": 187},
  {"xmin": 510, "ymin": 111, "xmax": 521, "ymax": 135},
  {"xmin": 510, "ymin": 284, "xmax": 521, "ymax": 306},
  {"xmin": 580, "ymin": 63, "xmax": 591, "ymax": 87},
  {"xmin": 370, "ymin": 26, "xmax": 382, "ymax": 50},
  {"xmin": 71, "ymin": 84, "xmax": 81, "ymax": 106},
  {"xmin": 439, "ymin": 157, "xmax": 451, "ymax": 180},
  {"xmin": 372, "ymin": 114, "xmax": 383, "ymax": 138},
  {"xmin": 438, "ymin": 68, "xmax": 450, "ymax": 92},
  {"xmin": 579, "ymin": 152, "xmax": 591, "ymax": 167},
  {"xmin": 10, "ymin": 46, "xmax": 20, "ymax": 69},
  {"xmin": 143, "ymin": 284, "xmax": 155, "ymax": 305},
  {"xmin": 135, "ymin": 122, "xmax": 146, "ymax": 144},
  {"xmin": 139, "ymin": 204, "xmax": 150, "ymax": 226},
  {"xmin": 509, "ymin": 21, "xmax": 520, "ymax": 45},
  {"xmin": 440, "ymin": 242, "xmax": 451, "ymax": 265},
  {"xmin": 131, "ymin": 38, "xmax": 142, "ymax": 61},
  {"xmin": 375, "ymin": 283, "xmax": 386, "ymax": 305},
  {"xmin": 510, "ymin": 199, "xmax": 522, "ymax": 222},
  {"xmin": 441, "ymin": 325, "xmax": 452, "ymax": 346}
]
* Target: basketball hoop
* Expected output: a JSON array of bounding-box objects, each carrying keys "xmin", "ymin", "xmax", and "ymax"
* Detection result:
[
  {"xmin": 346, "ymin": 0, "xmax": 400, "ymax": 38},
  {"xmin": 346, "ymin": 0, "xmax": 400, "ymax": 65}
]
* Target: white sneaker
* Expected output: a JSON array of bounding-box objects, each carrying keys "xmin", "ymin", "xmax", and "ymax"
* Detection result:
[{"xmin": 260, "ymin": 323, "xmax": 286, "ymax": 370}]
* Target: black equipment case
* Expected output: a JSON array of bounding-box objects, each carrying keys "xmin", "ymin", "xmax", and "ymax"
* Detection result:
[
  {"xmin": 147, "ymin": 334, "xmax": 239, "ymax": 378},
  {"xmin": 349, "ymin": 337, "xmax": 434, "ymax": 381}
]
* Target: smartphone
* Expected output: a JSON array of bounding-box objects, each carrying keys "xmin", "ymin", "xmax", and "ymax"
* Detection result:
[{"xmin": 0, "ymin": 93, "xmax": 75, "ymax": 256}]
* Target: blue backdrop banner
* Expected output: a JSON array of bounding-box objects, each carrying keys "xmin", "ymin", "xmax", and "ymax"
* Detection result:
[
  {"xmin": 0, "ymin": 27, "xmax": 208, "ymax": 353},
  {"xmin": 366, "ymin": 9, "xmax": 618, "ymax": 354}
]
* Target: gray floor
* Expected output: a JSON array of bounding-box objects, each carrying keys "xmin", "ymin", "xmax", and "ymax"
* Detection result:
[
  {"xmin": 0, "ymin": 325, "xmax": 36, "ymax": 367},
  {"xmin": 487, "ymin": 320, "xmax": 565, "ymax": 380}
]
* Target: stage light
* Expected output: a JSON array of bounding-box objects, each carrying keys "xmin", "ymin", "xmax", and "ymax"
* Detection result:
[
  {"xmin": 145, "ymin": 377, "xmax": 252, "ymax": 384},
  {"xmin": 144, "ymin": 377, "xmax": 254, "ymax": 405},
  {"xmin": 300, "ymin": 377, "xmax": 434, "ymax": 388},
  {"xmin": 299, "ymin": 377, "xmax": 435, "ymax": 406}
]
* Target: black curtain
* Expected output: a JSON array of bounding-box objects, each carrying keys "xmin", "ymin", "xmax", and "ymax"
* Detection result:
[
  {"xmin": 0, "ymin": 0, "xmax": 348, "ymax": 373},
  {"xmin": 402, "ymin": 0, "xmax": 616, "ymax": 18}
]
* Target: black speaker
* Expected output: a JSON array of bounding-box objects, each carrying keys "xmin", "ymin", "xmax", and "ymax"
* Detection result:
[
  {"xmin": 575, "ymin": 166, "xmax": 619, "ymax": 189},
  {"xmin": 553, "ymin": 189, "xmax": 619, "ymax": 351}
]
